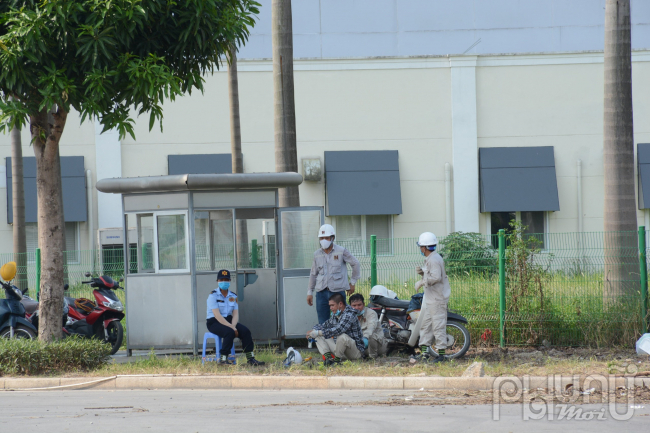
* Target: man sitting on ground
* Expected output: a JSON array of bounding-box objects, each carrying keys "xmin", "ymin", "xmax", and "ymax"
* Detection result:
[
  {"xmin": 349, "ymin": 293, "xmax": 388, "ymax": 359},
  {"xmin": 306, "ymin": 292, "xmax": 365, "ymax": 365}
]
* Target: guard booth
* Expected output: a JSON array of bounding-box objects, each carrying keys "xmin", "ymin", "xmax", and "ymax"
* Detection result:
[{"xmin": 96, "ymin": 173, "xmax": 323, "ymax": 355}]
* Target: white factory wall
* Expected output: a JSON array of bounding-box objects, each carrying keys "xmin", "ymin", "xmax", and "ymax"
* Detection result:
[{"xmin": 1, "ymin": 50, "xmax": 650, "ymax": 253}]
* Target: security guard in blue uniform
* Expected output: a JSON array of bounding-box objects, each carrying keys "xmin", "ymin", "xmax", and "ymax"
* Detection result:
[{"xmin": 206, "ymin": 270, "xmax": 265, "ymax": 366}]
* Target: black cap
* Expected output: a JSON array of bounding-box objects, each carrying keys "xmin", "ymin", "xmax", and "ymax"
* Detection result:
[{"xmin": 217, "ymin": 269, "xmax": 231, "ymax": 281}]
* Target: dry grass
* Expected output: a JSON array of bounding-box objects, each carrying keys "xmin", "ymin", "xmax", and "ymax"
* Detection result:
[{"xmin": 61, "ymin": 346, "xmax": 650, "ymax": 378}]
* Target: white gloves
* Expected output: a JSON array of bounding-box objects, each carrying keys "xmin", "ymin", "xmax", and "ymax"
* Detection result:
[
  {"xmin": 414, "ymin": 280, "xmax": 424, "ymax": 291},
  {"xmin": 416, "ymin": 266, "xmax": 424, "ymax": 276},
  {"xmin": 309, "ymin": 329, "xmax": 322, "ymax": 339}
]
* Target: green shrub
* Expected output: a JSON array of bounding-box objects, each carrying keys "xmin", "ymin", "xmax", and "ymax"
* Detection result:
[
  {"xmin": 438, "ymin": 231, "xmax": 497, "ymax": 276},
  {"xmin": 0, "ymin": 337, "xmax": 111, "ymax": 376}
]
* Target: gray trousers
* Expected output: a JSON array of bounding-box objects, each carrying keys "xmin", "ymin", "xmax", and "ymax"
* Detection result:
[
  {"xmin": 419, "ymin": 299, "xmax": 448, "ymax": 350},
  {"xmin": 366, "ymin": 334, "xmax": 388, "ymax": 358},
  {"xmin": 315, "ymin": 333, "xmax": 362, "ymax": 360}
]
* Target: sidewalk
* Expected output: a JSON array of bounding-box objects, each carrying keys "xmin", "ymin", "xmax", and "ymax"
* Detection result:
[{"xmin": 2, "ymin": 374, "xmax": 649, "ymax": 391}]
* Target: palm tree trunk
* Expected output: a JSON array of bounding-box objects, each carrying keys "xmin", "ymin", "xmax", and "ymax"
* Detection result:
[
  {"xmin": 272, "ymin": 0, "xmax": 300, "ymax": 207},
  {"xmin": 10, "ymin": 110, "xmax": 27, "ymax": 290},
  {"xmin": 30, "ymin": 106, "xmax": 68, "ymax": 342},
  {"xmin": 228, "ymin": 48, "xmax": 250, "ymax": 267},
  {"xmin": 603, "ymin": 0, "xmax": 638, "ymax": 302}
]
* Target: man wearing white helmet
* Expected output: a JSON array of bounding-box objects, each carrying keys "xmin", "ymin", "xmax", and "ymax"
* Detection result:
[
  {"xmin": 414, "ymin": 232, "xmax": 451, "ymax": 363},
  {"xmin": 307, "ymin": 224, "xmax": 361, "ymax": 324}
]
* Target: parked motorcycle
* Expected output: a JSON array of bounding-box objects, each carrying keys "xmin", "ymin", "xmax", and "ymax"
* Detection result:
[
  {"xmin": 25, "ymin": 274, "xmax": 125, "ymax": 355},
  {"xmin": 368, "ymin": 286, "xmax": 471, "ymax": 359},
  {"xmin": 62, "ymin": 273, "xmax": 125, "ymax": 355},
  {"xmin": 0, "ymin": 262, "xmax": 37, "ymax": 339}
]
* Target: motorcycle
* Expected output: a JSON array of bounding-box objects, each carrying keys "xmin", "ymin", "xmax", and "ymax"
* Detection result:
[
  {"xmin": 0, "ymin": 262, "xmax": 37, "ymax": 339},
  {"xmin": 62, "ymin": 273, "xmax": 125, "ymax": 355},
  {"xmin": 21, "ymin": 284, "xmax": 70, "ymax": 332},
  {"xmin": 368, "ymin": 285, "xmax": 471, "ymax": 359}
]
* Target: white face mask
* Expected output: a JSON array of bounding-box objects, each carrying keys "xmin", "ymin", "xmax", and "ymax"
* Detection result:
[{"xmin": 320, "ymin": 239, "xmax": 332, "ymax": 249}]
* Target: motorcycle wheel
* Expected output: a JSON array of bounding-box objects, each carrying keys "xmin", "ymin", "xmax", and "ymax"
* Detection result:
[
  {"xmin": 429, "ymin": 320, "xmax": 470, "ymax": 360},
  {"xmin": 104, "ymin": 321, "xmax": 124, "ymax": 355},
  {"xmin": 0, "ymin": 325, "xmax": 37, "ymax": 340}
]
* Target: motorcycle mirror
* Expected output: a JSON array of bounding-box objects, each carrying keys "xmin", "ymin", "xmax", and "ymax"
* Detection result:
[
  {"xmin": 64, "ymin": 284, "xmax": 69, "ymax": 291},
  {"xmin": 119, "ymin": 277, "xmax": 124, "ymax": 282},
  {"xmin": 84, "ymin": 272, "xmax": 91, "ymax": 277}
]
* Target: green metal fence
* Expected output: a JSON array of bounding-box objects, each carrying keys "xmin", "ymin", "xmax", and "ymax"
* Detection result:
[
  {"xmin": 1, "ymin": 229, "xmax": 648, "ymax": 348},
  {"xmin": 337, "ymin": 229, "xmax": 649, "ymax": 348}
]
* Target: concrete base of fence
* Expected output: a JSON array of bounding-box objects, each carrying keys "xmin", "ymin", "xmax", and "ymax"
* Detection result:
[{"xmin": 2, "ymin": 375, "xmax": 650, "ymax": 391}]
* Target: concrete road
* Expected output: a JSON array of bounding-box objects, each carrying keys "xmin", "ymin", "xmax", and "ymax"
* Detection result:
[{"xmin": 1, "ymin": 389, "xmax": 648, "ymax": 432}]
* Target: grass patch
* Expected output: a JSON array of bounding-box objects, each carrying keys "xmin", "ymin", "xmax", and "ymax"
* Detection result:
[
  {"xmin": 0, "ymin": 337, "xmax": 111, "ymax": 376},
  {"xmin": 74, "ymin": 346, "xmax": 649, "ymax": 378}
]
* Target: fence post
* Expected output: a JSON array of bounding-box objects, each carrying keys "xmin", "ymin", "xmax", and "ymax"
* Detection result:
[
  {"xmin": 370, "ymin": 235, "xmax": 377, "ymax": 287},
  {"xmin": 35, "ymin": 247, "xmax": 41, "ymax": 300},
  {"xmin": 251, "ymin": 239, "xmax": 258, "ymax": 269},
  {"xmin": 498, "ymin": 229, "xmax": 506, "ymax": 348},
  {"xmin": 639, "ymin": 226, "xmax": 648, "ymax": 333}
]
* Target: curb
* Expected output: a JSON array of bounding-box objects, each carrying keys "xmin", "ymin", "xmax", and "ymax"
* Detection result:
[{"xmin": 2, "ymin": 375, "xmax": 650, "ymax": 391}]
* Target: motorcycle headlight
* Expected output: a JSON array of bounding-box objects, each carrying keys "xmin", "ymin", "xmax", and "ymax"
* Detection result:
[{"xmin": 103, "ymin": 300, "xmax": 124, "ymax": 312}]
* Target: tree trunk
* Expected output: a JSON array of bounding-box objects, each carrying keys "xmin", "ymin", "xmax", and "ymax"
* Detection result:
[
  {"xmin": 30, "ymin": 106, "xmax": 68, "ymax": 342},
  {"xmin": 10, "ymin": 113, "xmax": 27, "ymax": 290},
  {"xmin": 603, "ymin": 0, "xmax": 638, "ymax": 302},
  {"xmin": 229, "ymin": 48, "xmax": 244, "ymax": 175},
  {"xmin": 272, "ymin": 0, "xmax": 300, "ymax": 207},
  {"xmin": 228, "ymin": 48, "xmax": 250, "ymax": 267}
]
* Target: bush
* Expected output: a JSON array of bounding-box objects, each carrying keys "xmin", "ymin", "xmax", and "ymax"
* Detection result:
[
  {"xmin": 438, "ymin": 231, "xmax": 497, "ymax": 276},
  {"xmin": 0, "ymin": 337, "xmax": 111, "ymax": 376}
]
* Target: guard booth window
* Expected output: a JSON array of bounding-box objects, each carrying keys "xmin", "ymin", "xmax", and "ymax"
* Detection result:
[
  {"xmin": 194, "ymin": 210, "xmax": 235, "ymax": 271},
  {"xmin": 235, "ymin": 208, "xmax": 276, "ymax": 269},
  {"xmin": 127, "ymin": 211, "xmax": 190, "ymax": 274}
]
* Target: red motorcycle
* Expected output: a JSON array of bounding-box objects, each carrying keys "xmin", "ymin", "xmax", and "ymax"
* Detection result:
[{"xmin": 62, "ymin": 273, "xmax": 125, "ymax": 355}]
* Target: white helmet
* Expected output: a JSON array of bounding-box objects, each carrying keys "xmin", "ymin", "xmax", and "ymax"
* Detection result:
[
  {"xmin": 318, "ymin": 224, "xmax": 335, "ymax": 238},
  {"xmin": 417, "ymin": 232, "xmax": 438, "ymax": 247}
]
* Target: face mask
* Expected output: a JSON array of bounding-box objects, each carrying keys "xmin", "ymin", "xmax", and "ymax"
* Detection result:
[
  {"xmin": 218, "ymin": 281, "xmax": 230, "ymax": 291},
  {"xmin": 334, "ymin": 309, "xmax": 342, "ymax": 317},
  {"xmin": 320, "ymin": 239, "xmax": 332, "ymax": 249},
  {"xmin": 356, "ymin": 309, "xmax": 364, "ymax": 317},
  {"xmin": 420, "ymin": 251, "xmax": 425, "ymax": 256}
]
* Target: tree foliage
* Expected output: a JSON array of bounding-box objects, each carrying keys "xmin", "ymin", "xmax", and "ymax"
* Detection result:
[{"xmin": 0, "ymin": 0, "xmax": 260, "ymax": 138}]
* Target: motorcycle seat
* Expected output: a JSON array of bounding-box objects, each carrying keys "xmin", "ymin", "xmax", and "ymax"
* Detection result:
[
  {"xmin": 370, "ymin": 295, "xmax": 410, "ymax": 309},
  {"xmin": 20, "ymin": 298, "xmax": 39, "ymax": 315}
]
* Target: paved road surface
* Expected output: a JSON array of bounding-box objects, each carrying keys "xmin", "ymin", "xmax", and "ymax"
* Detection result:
[{"xmin": 2, "ymin": 389, "xmax": 648, "ymax": 432}]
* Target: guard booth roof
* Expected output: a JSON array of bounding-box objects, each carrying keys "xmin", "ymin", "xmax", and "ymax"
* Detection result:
[{"xmin": 96, "ymin": 172, "xmax": 303, "ymax": 194}]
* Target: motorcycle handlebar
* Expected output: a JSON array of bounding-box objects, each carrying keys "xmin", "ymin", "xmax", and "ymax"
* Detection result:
[{"xmin": 81, "ymin": 280, "xmax": 122, "ymax": 290}]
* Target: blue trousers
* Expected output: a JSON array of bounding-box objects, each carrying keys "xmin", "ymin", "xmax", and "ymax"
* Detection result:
[{"xmin": 316, "ymin": 289, "xmax": 346, "ymax": 324}]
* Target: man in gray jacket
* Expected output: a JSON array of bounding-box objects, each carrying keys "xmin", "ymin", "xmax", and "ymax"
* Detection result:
[
  {"xmin": 307, "ymin": 224, "xmax": 361, "ymax": 324},
  {"xmin": 414, "ymin": 232, "xmax": 451, "ymax": 363},
  {"xmin": 350, "ymin": 293, "xmax": 388, "ymax": 359}
]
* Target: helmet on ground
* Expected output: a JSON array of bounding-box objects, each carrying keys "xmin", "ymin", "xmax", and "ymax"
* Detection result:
[
  {"xmin": 283, "ymin": 347, "xmax": 302, "ymax": 367},
  {"xmin": 417, "ymin": 232, "xmax": 438, "ymax": 249},
  {"xmin": 318, "ymin": 224, "xmax": 335, "ymax": 238}
]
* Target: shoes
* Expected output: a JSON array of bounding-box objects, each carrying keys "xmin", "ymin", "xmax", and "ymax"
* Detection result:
[
  {"xmin": 409, "ymin": 353, "xmax": 431, "ymax": 363},
  {"xmin": 429, "ymin": 354, "xmax": 448, "ymax": 364},
  {"xmin": 247, "ymin": 357, "xmax": 266, "ymax": 366},
  {"xmin": 218, "ymin": 358, "xmax": 235, "ymax": 365}
]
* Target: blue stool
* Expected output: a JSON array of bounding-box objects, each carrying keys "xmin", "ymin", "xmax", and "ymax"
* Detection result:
[{"xmin": 202, "ymin": 332, "xmax": 236, "ymax": 364}]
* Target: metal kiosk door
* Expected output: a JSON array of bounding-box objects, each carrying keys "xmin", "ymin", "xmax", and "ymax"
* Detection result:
[
  {"xmin": 234, "ymin": 208, "xmax": 278, "ymax": 342},
  {"xmin": 277, "ymin": 207, "xmax": 324, "ymax": 338}
]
